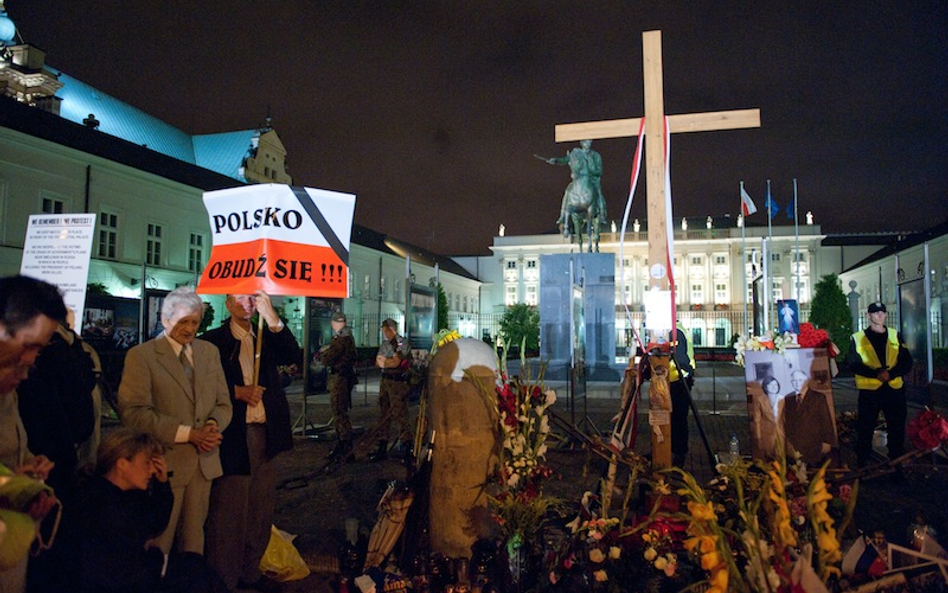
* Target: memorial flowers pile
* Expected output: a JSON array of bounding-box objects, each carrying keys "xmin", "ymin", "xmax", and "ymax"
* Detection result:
[{"xmin": 664, "ymin": 449, "xmax": 856, "ymax": 593}]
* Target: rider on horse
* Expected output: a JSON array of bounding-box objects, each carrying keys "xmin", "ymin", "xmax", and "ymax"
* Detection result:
[{"xmin": 545, "ymin": 140, "xmax": 607, "ymax": 252}]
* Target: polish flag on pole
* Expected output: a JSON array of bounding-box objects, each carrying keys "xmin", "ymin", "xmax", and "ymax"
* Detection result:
[{"xmin": 740, "ymin": 186, "xmax": 758, "ymax": 216}]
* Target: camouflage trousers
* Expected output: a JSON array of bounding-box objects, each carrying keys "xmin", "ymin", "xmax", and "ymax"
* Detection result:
[
  {"xmin": 328, "ymin": 374, "xmax": 353, "ymax": 441},
  {"xmin": 377, "ymin": 377, "xmax": 411, "ymax": 444}
]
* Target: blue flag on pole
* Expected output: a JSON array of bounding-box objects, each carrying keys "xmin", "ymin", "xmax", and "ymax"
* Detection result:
[
  {"xmin": 765, "ymin": 187, "xmax": 779, "ymax": 220},
  {"xmin": 785, "ymin": 196, "xmax": 796, "ymax": 219}
]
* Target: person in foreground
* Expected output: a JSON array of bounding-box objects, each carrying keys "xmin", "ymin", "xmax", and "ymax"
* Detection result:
[
  {"xmin": 0, "ymin": 275, "xmax": 65, "ymax": 593},
  {"xmin": 847, "ymin": 301, "xmax": 912, "ymax": 469},
  {"xmin": 202, "ymin": 292, "xmax": 300, "ymax": 593},
  {"xmin": 118, "ymin": 287, "xmax": 232, "ymax": 556},
  {"xmin": 68, "ymin": 427, "xmax": 226, "ymax": 593}
]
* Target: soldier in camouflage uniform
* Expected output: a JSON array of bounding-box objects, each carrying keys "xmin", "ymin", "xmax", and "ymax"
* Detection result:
[
  {"xmin": 319, "ymin": 311, "xmax": 357, "ymax": 460},
  {"xmin": 368, "ymin": 318, "xmax": 412, "ymax": 462}
]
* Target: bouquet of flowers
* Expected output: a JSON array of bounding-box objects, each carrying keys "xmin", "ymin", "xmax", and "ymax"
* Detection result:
[
  {"xmin": 907, "ymin": 407, "xmax": 948, "ymax": 451},
  {"xmin": 468, "ymin": 357, "xmax": 559, "ymax": 544},
  {"xmin": 796, "ymin": 323, "xmax": 841, "ymax": 358},
  {"xmin": 734, "ymin": 331, "xmax": 791, "ymax": 367}
]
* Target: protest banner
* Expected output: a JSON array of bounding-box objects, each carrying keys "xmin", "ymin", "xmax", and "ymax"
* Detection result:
[
  {"xmin": 198, "ymin": 184, "xmax": 356, "ymax": 297},
  {"xmin": 20, "ymin": 213, "xmax": 97, "ymax": 327}
]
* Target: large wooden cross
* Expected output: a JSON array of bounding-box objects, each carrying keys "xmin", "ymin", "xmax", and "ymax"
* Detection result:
[{"xmin": 555, "ymin": 30, "xmax": 760, "ymax": 468}]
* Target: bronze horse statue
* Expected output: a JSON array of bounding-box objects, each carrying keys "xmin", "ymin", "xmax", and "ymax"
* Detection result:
[{"xmin": 540, "ymin": 140, "xmax": 607, "ymax": 253}]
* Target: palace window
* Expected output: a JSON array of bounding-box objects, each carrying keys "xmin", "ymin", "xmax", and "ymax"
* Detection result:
[
  {"xmin": 505, "ymin": 285, "xmax": 518, "ymax": 306},
  {"xmin": 146, "ymin": 223, "xmax": 163, "ymax": 266},
  {"xmin": 690, "ymin": 256, "xmax": 703, "ymax": 266},
  {"xmin": 42, "ymin": 195, "xmax": 66, "ymax": 214},
  {"xmin": 525, "ymin": 285, "xmax": 538, "ymax": 306},
  {"xmin": 97, "ymin": 211, "xmax": 118, "ymax": 259},
  {"xmin": 691, "ymin": 284, "xmax": 704, "ymax": 304},
  {"xmin": 188, "ymin": 233, "xmax": 204, "ymax": 272},
  {"xmin": 715, "ymin": 283, "xmax": 728, "ymax": 303},
  {"xmin": 506, "ymin": 260, "xmax": 517, "ymax": 269},
  {"xmin": 526, "ymin": 260, "xmax": 537, "ymax": 269},
  {"xmin": 715, "ymin": 255, "xmax": 727, "ymax": 265}
]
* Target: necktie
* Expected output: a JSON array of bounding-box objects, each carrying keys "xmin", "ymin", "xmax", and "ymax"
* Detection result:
[{"xmin": 180, "ymin": 346, "xmax": 194, "ymax": 385}]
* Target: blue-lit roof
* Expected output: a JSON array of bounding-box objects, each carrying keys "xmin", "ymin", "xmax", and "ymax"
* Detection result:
[
  {"xmin": 193, "ymin": 130, "xmax": 255, "ymax": 181},
  {"xmin": 53, "ymin": 69, "xmax": 197, "ymax": 163},
  {"xmin": 51, "ymin": 67, "xmax": 253, "ymax": 182}
]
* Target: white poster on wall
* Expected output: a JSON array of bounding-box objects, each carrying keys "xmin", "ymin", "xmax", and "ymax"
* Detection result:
[{"xmin": 20, "ymin": 213, "xmax": 97, "ymax": 328}]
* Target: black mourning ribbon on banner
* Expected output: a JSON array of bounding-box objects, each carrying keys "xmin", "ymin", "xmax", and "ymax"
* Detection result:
[{"xmin": 289, "ymin": 186, "xmax": 349, "ymax": 266}]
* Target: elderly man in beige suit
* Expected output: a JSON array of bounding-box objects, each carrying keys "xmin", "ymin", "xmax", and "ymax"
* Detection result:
[{"xmin": 119, "ymin": 287, "xmax": 232, "ymax": 556}]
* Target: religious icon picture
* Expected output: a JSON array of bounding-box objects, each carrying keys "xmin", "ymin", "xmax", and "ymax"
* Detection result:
[{"xmin": 777, "ymin": 299, "xmax": 800, "ymax": 335}]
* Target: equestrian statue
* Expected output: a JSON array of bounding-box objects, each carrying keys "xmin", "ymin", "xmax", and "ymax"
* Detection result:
[{"xmin": 538, "ymin": 139, "xmax": 607, "ymax": 253}]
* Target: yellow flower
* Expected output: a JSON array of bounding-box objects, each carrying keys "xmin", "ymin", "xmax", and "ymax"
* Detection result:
[
  {"xmin": 654, "ymin": 556, "xmax": 668, "ymax": 570},
  {"xmin": 685, "ymin": 534, "xmax": 717, "ymax": 555},
  {"xmin": 707, "ymin": 567, "xmax": 728, "ymax": 593},
  {"xmin": 588, "ymin": 548, "xmax": 605, "ymax": 563},
  {"xmin": 687, "ymin": 500, "xmax": 717, "ymax": 522},
  {"xmin": 608, "ymin": 546, "xmax": 621, "ymax": 560},
  {"xmin": 643, "ymin": 547, "xmax": 657, "ymax": 561},
  {"xmin": 593, "ymin": 569, "xmax": 608, "ymax": 582},
  {"xmin": 654, "ymin": 479, "xmax": 671, "ymax": 495},
  {"xmin": 701, "ymin": 550, "xmax": 721, "ymax": 571}
]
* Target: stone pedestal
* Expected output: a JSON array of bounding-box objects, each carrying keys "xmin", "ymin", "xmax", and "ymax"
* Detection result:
[{"xmin": 539, "ymin": 253, "xmax": 617, "ymax": 381}]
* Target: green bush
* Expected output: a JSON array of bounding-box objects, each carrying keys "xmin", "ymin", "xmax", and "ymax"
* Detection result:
[
  {"xmin": 499, "ymin": 303, "xmax": 540, "ymax": 355},
  {"xmin": 808, "ymin": 274, "xmax": 852, "ymax": 360}
]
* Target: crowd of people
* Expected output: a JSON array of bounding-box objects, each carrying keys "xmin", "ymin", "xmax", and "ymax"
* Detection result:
[
  {"xmin": 0, "ymin": 272, "xmax": 915, "ymax": 592},
  {"xmin": 0, "ymin": 274, "xmax": 420, "ymax": 593},
  {"xmin": 0, "ymin": 279, "xmax": 310, "ymax": 593}
]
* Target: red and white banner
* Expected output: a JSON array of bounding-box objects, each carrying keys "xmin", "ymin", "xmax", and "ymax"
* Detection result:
[{"xmin": 198, "ymin": 184, "xmax": 355, "ymax": 297}]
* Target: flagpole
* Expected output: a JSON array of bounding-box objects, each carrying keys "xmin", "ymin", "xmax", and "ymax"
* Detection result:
[
  {"xmin": 740, "ymin": 181, "xmax": 748, "ymax": 335},
  {"xmin": 766, "ymin": 179, "xmax": 774, "ymax": 331},
  {"xmin": 793, "ymin": 178, "xmax": 800, "ymax": 303}
]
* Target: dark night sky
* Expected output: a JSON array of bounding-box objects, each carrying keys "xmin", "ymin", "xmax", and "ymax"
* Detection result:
[{"xmin": 8, "ymin": 1, "xmax": 948, "ymax": 255}]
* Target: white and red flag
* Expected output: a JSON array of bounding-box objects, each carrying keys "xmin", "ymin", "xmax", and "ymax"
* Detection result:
[
  {"xmin": 198, "ymin": 184, "xmax": 356, "ymax": 297},
  {"xmin": 740, "ymin": 186, "xmax": 758, "ymax": 216}
]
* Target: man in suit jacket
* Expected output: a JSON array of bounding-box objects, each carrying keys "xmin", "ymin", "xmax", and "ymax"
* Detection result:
[
  {"xmin": 201, "ymin": 292, "xmax": 299, "ymax": 592},
  {"xmin": 118, "ymin": 287, "xmax": 232, "ymax": 555},
  {"xmin": 784, "ymin": 370, "xmax": 837, "ymax": 466}
]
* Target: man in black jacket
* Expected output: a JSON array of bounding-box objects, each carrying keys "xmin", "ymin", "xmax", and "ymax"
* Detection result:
[{"xmin": 201, "ymin": 292, "xmax": 300, "ymax": 593}]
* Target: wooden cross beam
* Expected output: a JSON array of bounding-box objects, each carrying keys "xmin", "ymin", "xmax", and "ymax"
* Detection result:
[{"xmin": 555, "ymin": 30, "xmax": 760, "ymax": 468}]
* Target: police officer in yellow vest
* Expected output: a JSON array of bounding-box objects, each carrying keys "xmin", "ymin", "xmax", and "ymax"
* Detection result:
[
  {"xmin": 847, "ymin": 301, "xmax": 912, "ymax": 467},
  {"xmin": 668, "ymin": 324, "xmax": 695, "ymax": 467}
]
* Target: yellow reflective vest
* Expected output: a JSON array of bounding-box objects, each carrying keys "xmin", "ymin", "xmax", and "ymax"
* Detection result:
[
  {"xmin": 853, "ymin": 327, "xmax": 904, "ymax": 390},
  {"xmin": 669, "ymin": 324, "xmax": 695, "ymax": 383}
]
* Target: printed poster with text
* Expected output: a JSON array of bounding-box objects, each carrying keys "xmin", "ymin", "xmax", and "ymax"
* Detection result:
[
  {"xmin": 20, "ymin": 213, "xmax": 97, "ymax": 328},
  {"xmin": 198, "ymin": 184, "xmax": 355, "ymax": 297}
]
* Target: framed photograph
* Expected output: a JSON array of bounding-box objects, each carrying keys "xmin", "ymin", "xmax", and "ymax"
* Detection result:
[{"xmin": 744, "ymin": 347, "xmax": 837, "ymax": 465}]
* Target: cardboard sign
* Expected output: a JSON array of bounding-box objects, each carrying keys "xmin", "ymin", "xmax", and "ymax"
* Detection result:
[
  {"xmin": 198, "ymin": 184, "xmax": 355, "ymax": 297},
  {"xmin": 20, "ymin": 213, "xmax": 97, "ymax": 328}
]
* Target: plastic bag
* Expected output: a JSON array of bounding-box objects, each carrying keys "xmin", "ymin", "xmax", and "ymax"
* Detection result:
[{"xmin": 259, "ymin": 525, "xmax": 310, "ymax": 582}]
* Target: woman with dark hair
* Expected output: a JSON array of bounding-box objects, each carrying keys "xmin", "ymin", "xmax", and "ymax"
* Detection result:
[{"xmin": 750, "ymin": 376, "xmax": 786, "ymax": 459}]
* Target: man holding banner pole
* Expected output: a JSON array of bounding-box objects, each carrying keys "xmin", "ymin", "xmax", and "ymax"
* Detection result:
[{"xmin": 201, "ymin": 291, "xmax": 299, "ymax": 592}]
